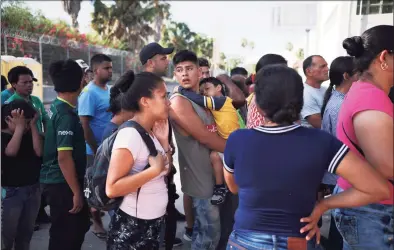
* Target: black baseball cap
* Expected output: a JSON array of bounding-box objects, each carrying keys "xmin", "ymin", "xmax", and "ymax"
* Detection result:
[{"xmin": 139, "ymin": 43, "xmax": 174, "ymax": 65}]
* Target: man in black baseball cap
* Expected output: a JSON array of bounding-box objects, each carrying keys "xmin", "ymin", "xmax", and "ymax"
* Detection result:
[{"xmin": 140, "ymin": 42, "xmax": 174, "ymax": 77}]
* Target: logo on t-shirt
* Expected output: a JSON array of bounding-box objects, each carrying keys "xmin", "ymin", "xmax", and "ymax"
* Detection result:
[
  {"xmin": 58, "ymin": 130, "xmax": 74, "ymax": 136},
  {"xmin": 206, "ymin": 124, "xmax": 217, "ymax": 133}
]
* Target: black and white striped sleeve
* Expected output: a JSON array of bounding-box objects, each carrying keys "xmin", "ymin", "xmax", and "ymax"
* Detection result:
[
  {"xmin": 223, "ymin": 133, "xmax": 236, "ymax": 174},
  {"xmin": 327, "ymin": 141, "xmax": 350, "ymax": 174}
]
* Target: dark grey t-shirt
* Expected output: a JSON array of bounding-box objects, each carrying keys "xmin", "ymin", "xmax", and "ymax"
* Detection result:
[{"xmin": 170, "ymin": 93, "xmax": 215, "ymax": 199}]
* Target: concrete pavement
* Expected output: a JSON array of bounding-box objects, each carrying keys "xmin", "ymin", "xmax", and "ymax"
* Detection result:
[{"xmin": 29, "ymin": 144, "xmax": 330, "ymax": 249}]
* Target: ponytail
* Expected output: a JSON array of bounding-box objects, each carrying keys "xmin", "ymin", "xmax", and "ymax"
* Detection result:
[
  {"xmin": 321, "ymin": 82, "xmax": 334, "ymax": 117},
  {"xmin": 107, "ymin": 70, "xmax": 135, "ymax": 115}
]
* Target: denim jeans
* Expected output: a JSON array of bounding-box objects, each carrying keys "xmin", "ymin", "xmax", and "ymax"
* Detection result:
[
  {"xmin": 1, "ymin": 183, "xmax": 41, "ymax": 250},
  {"xmin": 227, "ymin": 230, "xmax": 326, "ymax": 250},
  {"xmin": 332, "ymin": 186, "xmax": 394, "ymax": 250},
  {"xmin": 192, "ymin": 197, "xmax": 221, "ymax": 250}
]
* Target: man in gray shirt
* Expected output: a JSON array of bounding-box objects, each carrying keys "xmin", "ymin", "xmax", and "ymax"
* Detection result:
[
  {"xmin": 169, "ymin": 50, "xmax": 244, "ymax": 250},
  {"xmin": 300, "ymin": 55, "xmax": 329, "ymax": 128}
]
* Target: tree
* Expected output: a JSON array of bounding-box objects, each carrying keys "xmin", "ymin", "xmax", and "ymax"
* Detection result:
[
  {"xmin": 161, "ymin": 21, "xmax": 213, "ymax": 59},
  {"xmin": 295, "ymin": 48, "xmax": 304, "ymax": 60},
  {"xmin": 62, "ymin": 0, "xmax": 82, "ymax": 28},
  {"xmin": 286, "ymin": 42, "xmax": 294, "ymax": 52},
  {"xmin": 227, "ymin": 57, "xmax": 243, "ymax": 70},
  {"xmin": 241, "ymin": 38, "xmax": 254, "ymax": 50},
  {"xmin": 90, "ymin": 0, "xmax": 170, "ymax": 52}
]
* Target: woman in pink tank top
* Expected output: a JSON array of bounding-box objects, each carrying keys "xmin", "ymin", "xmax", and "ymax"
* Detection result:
[{"xmin": 332, "ymin": 25, "xmax": 394, "ymax": 250}]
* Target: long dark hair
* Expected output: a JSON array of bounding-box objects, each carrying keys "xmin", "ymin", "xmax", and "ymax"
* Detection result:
[
  {"xmin": 343, "ymin": 25, "xmax": 393, "ymax": 74},
  {"xmin": 321, "ymin": 56, "xmax": 355, "ymax": 116},
  {"xmin": 255, "ymin": 65, "xmax": 304, "ymax": 125},
  {"xmin": 107, "ymin": 70, "xmax": 134, "ymax": 115},
  {"xmin": 121, "ymin": 72, "xmax": 164, "ymax": 112}
]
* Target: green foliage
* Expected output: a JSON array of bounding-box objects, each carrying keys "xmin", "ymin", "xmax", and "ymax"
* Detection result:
[
  {"xmin": 91, "ymin": 0, "xmax": 171, "ymax": 52},
  {"xmin": 62, "ymin": 0, "xmax": 82, "ymax": 28},
  {"xmin": 1, "ymin": 3, "xmax": 123, "ymax": 48},
  {"xmin": 241, "ymin": 38, "xmax": 254, "ymax": 50},
  {"xmin": 286, "ymin": 42, "xmax": 294, "ymax": 52},
  {"xmin": 161, "ymin": 21, "xmax": 213, "ymax": 59},
  {"xmin": 227, "ymin": 57, "xmax": 243, "ymax": 70},
  {"xmin": 1, "ymin": 0, "xmax": 214, "ymax": 57},
  {"xmin": 295, "ymin": 48, "xmax": 304, "ymax": 60}
]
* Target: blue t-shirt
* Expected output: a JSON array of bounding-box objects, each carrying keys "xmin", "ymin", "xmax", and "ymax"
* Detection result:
[
  {"xmin": 1, "ymin": 89, "xmax": 13, "ymax": 105},
  {"xmin": 224, "ymin": 124, "xmax": 349, "ymax": 238},
  {"xmin": 102, "ymin": 122, "xmax": 119, "ymax": 141},
  {"xmin": 78, "ymin": 82, "xmax": 111, "ymax": 155}
]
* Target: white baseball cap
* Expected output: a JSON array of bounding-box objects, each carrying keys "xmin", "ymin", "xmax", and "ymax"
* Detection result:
[{"xmin": 75, "ymin": 59, "xmax": 90, "ymax": 72}]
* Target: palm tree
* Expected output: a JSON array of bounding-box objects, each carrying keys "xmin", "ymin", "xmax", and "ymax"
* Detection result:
[
  {"xmin": 91, "ymin": 0, "xmax": 170, "ymax": 52},
  {"xmin": 62, "ymin": 0, "xmax": 82, "ymax": 28},
  {"xmin": 161, "ymin": 21, "xmax": 213, "ymax": 59}
]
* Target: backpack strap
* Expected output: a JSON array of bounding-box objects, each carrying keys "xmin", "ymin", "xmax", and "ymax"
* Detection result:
[
  {"xmin": 118, "ymin": 120, "xmax": 159, "ymax": 216},
  {"xmin": 342, "ymin": 122, "xmax": 394, "ymax": 186}
]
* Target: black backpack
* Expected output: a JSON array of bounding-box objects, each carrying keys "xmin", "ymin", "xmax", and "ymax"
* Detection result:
[{"xmin": 84, "ymin": 120, "xmax": 158, "ymax": 211}]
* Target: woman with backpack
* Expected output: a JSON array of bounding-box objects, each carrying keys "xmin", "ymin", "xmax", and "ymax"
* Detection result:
[{"xmin": 105, "ymin": 72, "xmax": 171, "ymax": 250}]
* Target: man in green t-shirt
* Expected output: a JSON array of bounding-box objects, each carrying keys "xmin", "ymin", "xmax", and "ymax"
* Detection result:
[
  {"xmin": 40, "ymin": 59, "xmax": 90, "ymax": 250},
  {"xmin": 5, "ymin": 66, "xmax": 49, "ymax": 133}
]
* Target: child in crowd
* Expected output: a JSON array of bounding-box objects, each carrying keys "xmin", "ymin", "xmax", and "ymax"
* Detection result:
[
  {"xmin": 1, "ymin": 99, "xmax": 43, "ymax": 250},
  {"xmin": 174, "ymin": 76, "xmax": 240, "ymax": 205},
  {"xmin": 5, "ymin": 66, "xmax": 49, "ymax": 134},
  {"xmin": 40, "ymin": 59, "xmax": 90, "ymax": 250}
]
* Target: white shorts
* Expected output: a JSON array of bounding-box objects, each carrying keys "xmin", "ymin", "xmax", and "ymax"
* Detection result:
[{"xmin": 217, "ymin": 152, "xmax": 224, "ymax": 161}]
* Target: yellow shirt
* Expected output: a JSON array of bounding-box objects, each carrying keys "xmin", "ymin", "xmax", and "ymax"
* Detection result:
[
  {"xmin": 246, "ymin": 92, "xmax": 255, "ymax": 107},
  {"xmin": 205, "ymin": 96, "xmax": 240, "ymax": 139}
]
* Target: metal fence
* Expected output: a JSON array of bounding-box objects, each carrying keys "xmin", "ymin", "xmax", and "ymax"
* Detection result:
[{"xmin": 1, "ymin": 28, "xmax": 144, "ymax": 86}]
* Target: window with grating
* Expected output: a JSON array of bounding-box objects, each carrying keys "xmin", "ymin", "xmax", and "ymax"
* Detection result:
[{"xmin": 356, "ymin": 0, "xmax": 393, "ymax": 15}]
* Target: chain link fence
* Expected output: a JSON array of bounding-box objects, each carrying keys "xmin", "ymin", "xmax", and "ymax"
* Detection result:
[
  {"xmin": 1, "ymin": 28, "xmax": 179, "ymax": 106},
  {"xmin": 1, "ymin": 28, "xmax": 144, "ymax": 85}
]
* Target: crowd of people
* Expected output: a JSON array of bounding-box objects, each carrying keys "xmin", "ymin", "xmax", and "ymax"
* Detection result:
[{"xmin": 1, "ymin": 24, "xmax": 393, "ymax": 250}]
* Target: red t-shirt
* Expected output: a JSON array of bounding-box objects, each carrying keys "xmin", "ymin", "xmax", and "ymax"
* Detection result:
[{"xmin": 336, "ymin": 81, "xmax": 393, "ymax": 205}]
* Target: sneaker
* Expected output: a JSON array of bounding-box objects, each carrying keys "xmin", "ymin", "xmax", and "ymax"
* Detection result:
[
  {"xmin": 211, "ymin": 186, "xmax": 228, "ymax": 205},
  {"xmin": 183, "ymin": 227, "xmax": 193, "ymax": 242},
  {"xmin": 162, "ymin": 237, "xmax": 183, "ymax": 247}
]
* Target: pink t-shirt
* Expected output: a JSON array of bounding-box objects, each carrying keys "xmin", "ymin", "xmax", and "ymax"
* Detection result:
[{"xmin": 336, "ymin": 81, "xmax": 393, "ymax": 205}]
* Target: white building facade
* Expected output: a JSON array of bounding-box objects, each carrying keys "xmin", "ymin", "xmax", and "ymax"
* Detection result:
[
  {"xmin": 310, "ymin": 0, "xmax": 393, "ymax": 64},
  {"xmin": 271, "ymin": 1, "xmax": 393, "ymax": 66}
]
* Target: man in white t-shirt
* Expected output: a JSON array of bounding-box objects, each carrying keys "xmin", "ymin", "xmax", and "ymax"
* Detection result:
[{"xmin": 300, "ymin": 55, "xmax": 329, "ymax": 128}]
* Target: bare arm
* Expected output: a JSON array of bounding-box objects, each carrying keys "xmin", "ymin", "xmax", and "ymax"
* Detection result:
[
  {"xmin": 324, "ymin": 150, "xmax": 390, "ymax": 208},
  {"xmin": 224, "ymin": 170, "xmax": 238, "ymax": 194},
  {"xmin": 306, "ymin": 114, "xmax": 322, "ymax": 128},
  {"xmin": 169, "ymin": 96, "xmax": 226, "ymax": 152},
  {"xmin": 4, "ymin": 126, "xmax": 24, "ymax": 157},
  {"xmin": 79, "ymin": 116, "xmax": 98, "ymax": 154},
  {"xmin": 353, "ymin": 110, "xmax": 393, "ymax": 179},
  {"xmin": 58, "ymin": 150, "xmax": 81, "ymax": 196},
  {"xmin": 30, "ymin": 121, "xmax": 43, "ymax": 157},
  {"xmin": 217, "ymin": 74, "xmax": 246, "ymax": 109},
  {"xmin": 300, "ymin": 150, "xmax": 391, "ymax": 239},
  {"xmin": 106, "ymin": 149, "xmax": 161, "ymax": 198}
]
